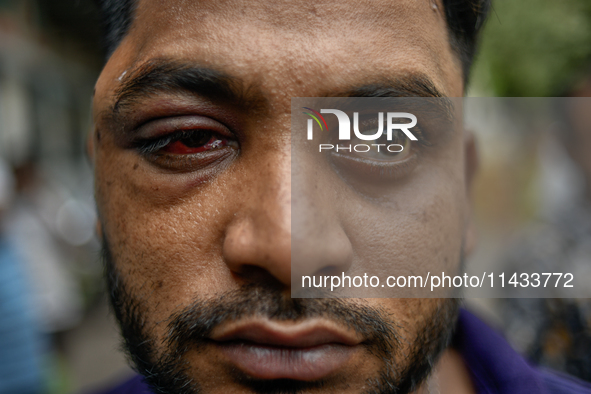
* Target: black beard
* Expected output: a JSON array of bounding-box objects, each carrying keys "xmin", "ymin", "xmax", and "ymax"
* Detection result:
[{"xmin": 102, "ymin": 239, "xmax": 460, "ymax": 394}]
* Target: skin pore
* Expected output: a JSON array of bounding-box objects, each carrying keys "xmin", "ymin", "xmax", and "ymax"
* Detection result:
[{"xmin": 92, "ymin": 0, "xmax": 477, "ymax": 393}]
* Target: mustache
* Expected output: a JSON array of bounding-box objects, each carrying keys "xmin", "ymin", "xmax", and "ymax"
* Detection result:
[{"xmin": 165, "ymin": 283, "xmax": 402, "ymax": 359}]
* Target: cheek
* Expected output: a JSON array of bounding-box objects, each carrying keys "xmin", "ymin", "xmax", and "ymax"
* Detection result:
[
  {"xmin": 371, "ymin": 298, "xmax": 447, "ymax": 345},
  {"xmin": 342, "ymin": 142, "xmax": 468, "ymax": 289},
  {"xmin": 94, "ymin": 139, "xmax": 236, "ymax": 325}
]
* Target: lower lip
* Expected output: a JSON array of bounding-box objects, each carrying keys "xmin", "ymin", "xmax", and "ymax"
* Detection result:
[{"xmin": 216, "ymin": 341, "xmax": 356, "ymax": 381}]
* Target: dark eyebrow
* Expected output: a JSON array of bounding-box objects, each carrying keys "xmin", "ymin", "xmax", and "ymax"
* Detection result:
[
  {"xmin": 333, "ymin": 73, "xmax": 445, "ymax": 98},
  {"xmin": 111, "ymin": 59, "xmax": 267, "ymax": 114},
  {"xmin": 328, "ymin": 75, "xmax": 455, "ymax": 123}
]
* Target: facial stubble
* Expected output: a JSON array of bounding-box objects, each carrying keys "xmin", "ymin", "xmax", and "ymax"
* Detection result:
[{"xmin": 102, "ymin": 239, "xmax": 460, "ymax": 394}]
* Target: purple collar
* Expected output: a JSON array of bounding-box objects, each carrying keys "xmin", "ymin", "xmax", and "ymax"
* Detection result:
[
  {"xmin": 454, "ymin": 309, "xmax": 547, "ymax": 393},
  {"xmin": 455, "ymin": 309, "xmax": 591, "ymax": 394}
]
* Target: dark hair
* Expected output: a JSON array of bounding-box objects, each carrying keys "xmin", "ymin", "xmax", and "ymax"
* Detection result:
[
  {"xmin": 441, "ymin": 0, "xmax": 490, "ymax": 83},
  {"xmin": 96, "ymin": 0, "xmax": 136, "ymax": 59},
  {"xmin": 96, "ymin": 0, "xmax": 490, "ymax": 84}
]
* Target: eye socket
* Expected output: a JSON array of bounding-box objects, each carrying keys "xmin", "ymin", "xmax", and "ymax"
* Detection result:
[{"xmin": 327, "ymin": 115, "xmax": 419, "ymax": 182}]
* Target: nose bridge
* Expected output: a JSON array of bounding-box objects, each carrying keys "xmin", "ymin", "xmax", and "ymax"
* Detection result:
[
  {"xmin": 252, "ymin": 149, "xmax": 292, "ymax": 247},
  {"xmin": 222, "ymin": 145, "xmax": 292, "ymax": 285}
]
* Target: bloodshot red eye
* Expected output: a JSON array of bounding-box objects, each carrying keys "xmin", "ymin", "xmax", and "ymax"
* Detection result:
[{"xmin": 161, "ymin": 132, "xmax": 227, "ymax": 154}]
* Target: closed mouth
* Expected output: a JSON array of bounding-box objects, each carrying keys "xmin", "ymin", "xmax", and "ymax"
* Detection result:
[{"xmin": 209, "ymin": 318, "xmax": 364, "ymax": 381}]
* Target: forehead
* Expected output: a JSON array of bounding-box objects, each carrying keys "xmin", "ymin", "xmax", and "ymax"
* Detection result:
[{"xmin": 97, "ymin": 0, "xmax": 462, "ymax": 107}]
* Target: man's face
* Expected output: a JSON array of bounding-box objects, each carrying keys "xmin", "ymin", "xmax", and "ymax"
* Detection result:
[{"xmin": 93, "ymin": 0, "xmax": 472, "ymax": 393}]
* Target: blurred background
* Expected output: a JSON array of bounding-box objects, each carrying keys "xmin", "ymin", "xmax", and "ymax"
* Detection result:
[
  {"xmin": 0, "ymin": 0, "xmax": 590, "ymax": 393},
  {"xmin": 0, "ymin": 1, "xmax": 128, "ymax": 393}
]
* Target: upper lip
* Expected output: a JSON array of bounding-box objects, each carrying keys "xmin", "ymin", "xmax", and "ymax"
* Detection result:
[{"xmin": 209, "ymin": 318, "xmax": 364, "ymax": 348}]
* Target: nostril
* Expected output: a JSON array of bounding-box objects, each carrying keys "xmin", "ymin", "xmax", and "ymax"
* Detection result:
[
  {"xmin": 291, "ymin": 229, "xmax": 354, "ymax": 281},
  {"xmin": 314, "ymin": 265, "xmax": 347, "ymax": 278},
  {"xmin": 231, "ymin": 264, "xmax": 286, "ymax": 287},
  {"xmin": 223, "ymin": 216, "xmax": 292, "ymax": 287}
]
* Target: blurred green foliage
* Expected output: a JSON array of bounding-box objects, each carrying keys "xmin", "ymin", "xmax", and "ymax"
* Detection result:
[{"xmin": 471, "ymin": 0, "xmax": 591, "ymax": 96}]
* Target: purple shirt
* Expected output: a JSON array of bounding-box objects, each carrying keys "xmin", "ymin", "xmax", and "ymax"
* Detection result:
[{"xmin": 96, "ymin": 309, "xmax": 591, "ymax": 394}]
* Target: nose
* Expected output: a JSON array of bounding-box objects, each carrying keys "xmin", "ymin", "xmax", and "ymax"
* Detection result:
[
  {"xmin": 222, "ymin": 144, "xmax": 292, "ymax": 287},
  {"xmin": 290, "ymin": 148, "xmax": 354, "ymax": 289},
  {"xmin": 222, "ymin": 134, "xmax": 353, "ymax": 289}
]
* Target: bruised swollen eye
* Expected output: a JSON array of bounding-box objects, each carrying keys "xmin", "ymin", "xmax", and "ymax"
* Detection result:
[
  {"xmin": 132, "ymin": 118, "xmax": 239, "ymax": 172},
  {"xmin": 132, "ymin": 115, "xmax": 238, "ymax": 156}
]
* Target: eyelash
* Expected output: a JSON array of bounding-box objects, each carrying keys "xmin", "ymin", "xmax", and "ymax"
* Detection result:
[{"xmin": 134, "ymin": 130, "xmax": 200, "ymax": 155}]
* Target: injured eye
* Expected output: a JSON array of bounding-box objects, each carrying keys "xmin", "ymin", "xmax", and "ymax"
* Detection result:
[
  {"xmin": 132, "ymin": 116, "xmax": 239, "ymax": 172},
  {"xmin": 158, "ymin": 130, "xmax": 233, "ymax": 155}
]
